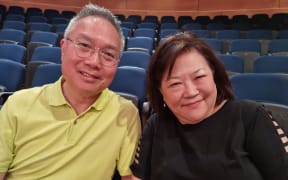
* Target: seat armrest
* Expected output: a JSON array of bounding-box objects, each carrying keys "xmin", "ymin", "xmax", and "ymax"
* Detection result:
[
  {"xmin": 0, "ymin": 85, "xmax": 7, "ymax": 92},
  {"xmin": 141, "ymin": 101, "xmax": 153, "ymax": 128},
  {"xmin": 0, "ymin": 91, "xmax": 13, "ymax": 105}
]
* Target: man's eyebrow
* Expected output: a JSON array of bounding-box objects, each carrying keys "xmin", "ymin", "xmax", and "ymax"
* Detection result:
[{"xmin": 76, "ymin": 34, "xmax": 119, "ymax": 50}]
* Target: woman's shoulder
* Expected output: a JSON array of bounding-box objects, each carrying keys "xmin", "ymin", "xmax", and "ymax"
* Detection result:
[
  {"xmin": 226, "ymin": 99, "xmax": 263, "ymax": 113},
  {"xmin": 226, "ymin": 99, "xmax": 270, "ymax": 125}
]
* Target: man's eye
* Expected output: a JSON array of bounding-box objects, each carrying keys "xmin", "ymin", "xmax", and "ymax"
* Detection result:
[
  {"xmin": 78, "ymin": 42, "xmax": 90, "ymax": 49},
  {"xmin": 102, "ymin": 50, "xmax": 116, "ymax": 59}
]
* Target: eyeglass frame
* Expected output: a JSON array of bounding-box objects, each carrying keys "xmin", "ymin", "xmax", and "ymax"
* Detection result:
[{"xmin": 65, "ymin": 37, "xmax": 120, "ymax": 67}]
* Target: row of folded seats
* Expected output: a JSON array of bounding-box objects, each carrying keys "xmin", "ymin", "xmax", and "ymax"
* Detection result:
[
  {"xmin": 2, "ymin": 26, "xmax": 288, "ymax": 56},
  {"xmin": 3, "ymin": 38, "xmax": 288, "ymax": 74},
  {"xmin": 2, "ymin": 54, "xmax": 288, "ymax": 128},
  {"xmin": 0, "ymin": 5, "xmax": 72, "ymax": 51},
  {"xmin": 123, "ymin": 27, "xmax": 288, "ymax": 40},
  {"xmin": 0, "ymin": 5, "xmax": 75, "ymax": 22},
  {"xmin": 0, "ymin": 56, "xmax": 148, "ymax": 126},
  {"xmin": 1, "ymin": 13, "xmax": 71, "ymax": 24},
  {"xmin": 2, "ymin": 56, "xmax": 288, "ymax": 127},
  {"xmin": 0, "ymin": 6, "xmax": 72, "ymax": 42},
  {"xmin": 0, "ymin": 20, "xmax": 68, "ymax": 34},
  {"xmin": 116, "ymin": 13, "xmax": 288, "ymax": 30},
  {"xmin": 3, "ymin": 40, "xmax": 288, "ymax": 74},
  {"xmin": 2, "ymin": 5, "xmax": 287, "ymax": 31},
  {"xmin": 121, "ymin": 21, "xmax": 288, "ymax": 35},
  {"xmin": 122, "ymin": 31, "xmax": 288, "ymax": 54}
]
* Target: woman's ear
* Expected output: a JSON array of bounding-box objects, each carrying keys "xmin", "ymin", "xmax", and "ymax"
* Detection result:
[{"xmin": 159, "ymin": 86, "xmax": 162, "ymax": 94}]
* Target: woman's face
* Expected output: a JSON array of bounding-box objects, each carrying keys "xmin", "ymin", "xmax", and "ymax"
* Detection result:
[{"xmin": 160, "ymin": 49, "xmax": 218, "ymax": 124}]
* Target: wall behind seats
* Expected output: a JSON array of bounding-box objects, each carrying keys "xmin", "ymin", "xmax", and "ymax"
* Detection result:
[{"xmin": 0, "ymin": 0, "xmax": 288, "ymax": 18}]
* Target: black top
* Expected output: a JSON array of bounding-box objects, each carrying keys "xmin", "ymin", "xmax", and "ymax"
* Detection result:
[{"xmin": 131, "ymin": 100, "xmax": 288, "ymax": 180}]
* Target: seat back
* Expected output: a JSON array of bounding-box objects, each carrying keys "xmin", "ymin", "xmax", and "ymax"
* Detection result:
[
  {"xmin": 31, "ymin": 63, "xmax": 62, "ymax": 87},
  {"xmin": 61, "ymin": 10, "xmax": 76, "ymax": 19},
  {"xmin": 268, "ymin": 39, "xmax": 288, "ymax": 55},
  {"xmin": 109, "ymin": 66, "xmax": 146, "ymax": 111},
  {"xmin": 253, "ymin": 55, "xmax": 288, "ymax": 74},
  {"xmin": 8, "ymin": 5, "xmax": 24, "ymax": 15},
  {"xmin": 181, "ymin": 23, "xmax": 202, "ymax": 31},
  {"xmin": 230, "ymin": 39, "xmax": 261, "ymax": 53},
  {"xmin": 0, "ymin": 59, "xmax": 25, "ymax": 91},
  {"xmin": 261, "ymin": 102, "xmax": 288, "ymax": 133},
  {"xmin": 53, "ymin": 24, "xmax": 68, "ymax": 34},
  {"xmin": 160, "ymin": 22, "xmax": 178, "ymax": 30},
  {"xmin": 27, "ymin": 15, "xmax": 47, "ymax": 23},
  {"xmin": 2, "ymin": 20, "xmax": 26, "ymax": 31},
  {"xmin": 29, "ymin": 31, "xmax": 59, "ymax": 46},
  {"xmin": 27, "ymin": 22, "xmax": 52, "ymax": 32},
  {"xmin": 204, "ymin": 38, "xmax": 223, "ymax": 54},
  {"xmin": 229, "ymin": 39, "xmax": 261, "ymax": 73},
  {"xmin": 231, "ymin": 15, "xmax": 249, "ymax": 24},
  {"xmin": 230, "ymin": 73, "xmax": 288, "ymax": 106},
  {"xmin": 0, "ymin": 43, "xmax": 26, "ymax": 63},
  {"xmin": 127, "ymin": 15, "xmax": 142, "ymax": 25},
  {"xmin": 133, "ymin": 28, "xmax": 156, "ymax": 39},
  {"xmin": 212, "ymin": 15, "xmax": 230, "ymax": 24},
  {"xmin": 160, "ymin": 16, "xmax": 176, "ymax": 24},
  {"xmin": 0, "ymin": 29, "xmax": 26, "ymax": 45},
  {"xmin": 120, "ymin": 20, "xmax": 136, "ymax": 30},
  {"xmin": 137, "ymin": 22, "xmax": 158, "ymax": 30},
  {"xmin": 116, "ymin": 92, "xmax": 139, "ymax": 107},
  {"xmin": 119, "ymin": 51, "xmax": 151, "ymax": 70},
  {"xmin": 126, "ymin": 37, "xmax": 154, "ymax": 54},
  {"xmin": 26, "ymin": 8, "xmax": 43, "ymax": 17},
  {"xmin": 159, "ymin": 29, "xmax": 180, "ymax": 39},
  {"xmin": 206, "ymin": 23, "xmax": 226, "ymax": 31},
  {"xmin": 185, "ymin": 29, "xmax": 210, "ymax": 38},
  {"xmin": 178, "ymin": 16, "xmax": 193, "ymax": 27},
  {"xmin": 215, "ymin": 30, "xmax": 240, "ymax": 39},
  {"xmin": 50, "ymin": 17, "xmax": 69, "ymax": 25},
  {"xmin": 44, "ymin": 9, "xmax": 60, "ymax": 21},
  {"xmin": 245, "ymin": 29, "xmax": 273, "ymax": 40},
  {"xmin": 5, "ymin": 14, "xmax": 25, "ymax": 22},
  {"xmin": 218, "ymin": 54, "xmax": 244, "ymax": 73},
  {"xmin": 143, "ymin": 16, "xmax": 158, "ymax": 24},
  {"xmin": 30, "ymin": 46, "xmax": 61, "ymax": 64},
  {"xmin": 195, "ymin": 15, "xmax": 211, "ymax": 25},
  {"xmin": 276, "ymin": 30, "xmax": 288, "ymax": 39}
]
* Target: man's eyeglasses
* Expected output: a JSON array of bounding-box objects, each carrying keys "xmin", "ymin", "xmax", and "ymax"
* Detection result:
[{"xmin": 66, "ymin": 37, "xmax": 120, "ymax": 67}]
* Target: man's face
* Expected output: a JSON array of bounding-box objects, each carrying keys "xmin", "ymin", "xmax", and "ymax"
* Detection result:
[{"xmin": 60, "ymin": 16, "xmax": 121, "ymax": 98}]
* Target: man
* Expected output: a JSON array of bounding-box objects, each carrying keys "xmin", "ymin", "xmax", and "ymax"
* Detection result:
[{"xmin": 0, "ymin": 3, "xmax": 141, "ymax": 180}]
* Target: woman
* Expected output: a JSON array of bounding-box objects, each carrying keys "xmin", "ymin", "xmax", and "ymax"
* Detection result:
[{"xmin": 130, "ymin": 32, "xmax": 288, "ymax": 180}]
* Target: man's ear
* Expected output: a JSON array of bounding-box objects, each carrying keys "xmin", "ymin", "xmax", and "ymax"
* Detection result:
[{"xmin": 60, "ymin": 39, "xmax": 64, "ymax": 47}]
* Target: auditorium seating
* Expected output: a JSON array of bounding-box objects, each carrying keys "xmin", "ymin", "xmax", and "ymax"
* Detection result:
[{"xmin": 1, "ymin": 4, "xmax": 288, "ymax": 119}]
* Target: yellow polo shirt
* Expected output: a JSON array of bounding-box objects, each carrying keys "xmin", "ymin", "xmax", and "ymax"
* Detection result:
[{"xmin": 0, "ymin": 77, "xmax": 141, "ymax": 180}]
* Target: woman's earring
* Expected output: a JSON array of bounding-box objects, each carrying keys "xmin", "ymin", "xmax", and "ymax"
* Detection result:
[{"xmin": 163, "ymin": 103, "xmax": 166, "ymax": 107}]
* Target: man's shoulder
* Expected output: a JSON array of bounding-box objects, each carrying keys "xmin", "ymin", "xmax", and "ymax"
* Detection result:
[
  {"xmin": 7, "ymin": 84, "xmax": 54, "ymax": 105},
  {"xmin": 106, "ymin": 89, "xmax": 139, "ymax": 112}
]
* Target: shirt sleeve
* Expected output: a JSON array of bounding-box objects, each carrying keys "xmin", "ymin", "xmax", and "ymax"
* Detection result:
[
  {"xmin": 130, "ymin": 114, "xmax": 156, "ymax": 179},
  {"xmin": 244, "ymin": 104, "xmax": 288, "ymax": 180},
  {"xmin": 0, "ymin": 97, "xmax": 16, "ymax": 172},
  {"xmin": 116, "ymin": 101, "xmax": 142, "ymax": 176}
]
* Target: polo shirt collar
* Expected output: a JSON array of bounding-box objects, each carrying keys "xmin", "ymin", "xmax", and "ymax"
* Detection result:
[{"xmin": 48, "ymin": 76, "xmax": 113, "ymax": 111}]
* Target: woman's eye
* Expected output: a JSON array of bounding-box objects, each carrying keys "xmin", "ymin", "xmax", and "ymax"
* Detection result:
[
  {"xmin": 169, "ymin": 82, "xmax": 181, "ymax": 87},
  {"xmin": 196, "ymin": 75, "xmax": 206, "ymax": 79}
]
